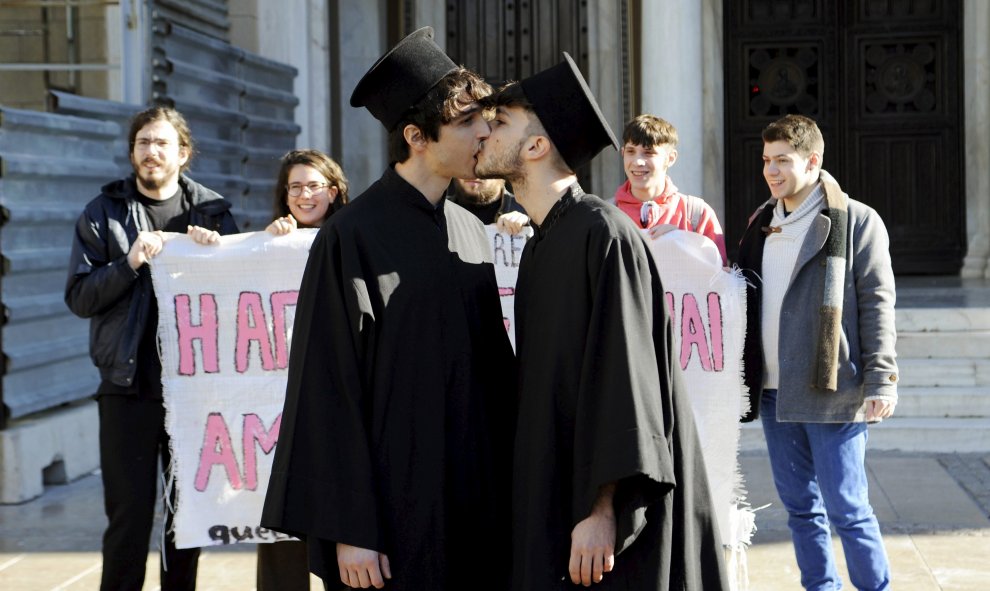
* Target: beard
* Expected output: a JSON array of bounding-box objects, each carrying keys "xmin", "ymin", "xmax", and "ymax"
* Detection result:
[
  {"xmin": 451, "ymin": 180, "xmax": 503, "ymax": 205},
  {"xmin": 475, "ymin": 137, "xmax": 526, "ymax": 186},
  {"xmin": 132, "ymin": 156, "xmax": 179, "ymax": 192}
]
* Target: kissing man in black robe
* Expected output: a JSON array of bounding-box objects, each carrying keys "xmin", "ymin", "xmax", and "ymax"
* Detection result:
[
  {"xmin": 261, "ymin": 27, "xmax": 516, "ymax": 590},
  {"xmin": 475, "ymin": 54, "xmax": 730, "ymax": 590}
]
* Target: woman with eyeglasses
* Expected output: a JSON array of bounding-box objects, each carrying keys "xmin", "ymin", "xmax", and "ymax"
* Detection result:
[
  {"xmin": 257, "ymin": 149, "xmax": 349, "ymax": 591},
  {"xmin": 266, "ymin": 149, "xmax": 349, "ymax": 236}
]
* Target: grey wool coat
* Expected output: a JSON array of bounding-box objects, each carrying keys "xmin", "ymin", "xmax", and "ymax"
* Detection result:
[{"xmin": 737, "ymin": 171, "xmax": 899, "ymax": 423}]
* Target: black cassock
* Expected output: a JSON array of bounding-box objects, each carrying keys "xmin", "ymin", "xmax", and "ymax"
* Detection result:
[
  {"xmin": 511, "ymin": 185, "xmax": 729, "ymax": 590},
  {"xmin": 261, "ymin": 167, "xmax": 516, "ymax": 591}
]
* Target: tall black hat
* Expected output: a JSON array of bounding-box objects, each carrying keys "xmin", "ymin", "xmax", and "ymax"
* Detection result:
[
  {"xmin": 349, "ymin": 26, "xmax": 457, "ymax": 131},
  {"xmin": 518, "ymin": 52, "xmax": 619, "ymax": 170}
]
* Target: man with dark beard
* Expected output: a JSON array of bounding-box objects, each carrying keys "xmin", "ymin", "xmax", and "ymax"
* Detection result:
[
  {"xmin": 65, "ymin": 106, "xmax": 238, "ymax": 591},
  {"xmin": 475, "ymin": 54, "xmax": 729, "ymax": 590},
  {"xmin": 447, "ymin": 177, "xmax": 529, "ymax": 234}
]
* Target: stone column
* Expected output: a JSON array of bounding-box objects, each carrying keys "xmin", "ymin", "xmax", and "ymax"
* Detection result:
[
  {"xmin": 113, "ymin": 2, "xmax": 148, "ymax": 105},
  {"xmin": 639, "ymin": 0, "xmax": 715, "ymax": 213},
  {"xmin": 587, "ymin": 0, "xmax": 626, "ymax": 198},
  {"xmin": 701, "ymin": 0, "xmax": 725, "ymax": 224},
  {"xmin": 962, "ymin": 0, "xmax": 990, "ymax": 278},
  {"xmin": 301, "ymin": 0, "xmax": 331, "ymax": 154},
  {"xmin": 335, "ymin": 2, "xmax": 387, "ymax": 194},
  {"xmin": 414, "ymin": 0, "xmax": 447, "ymax": 48}
]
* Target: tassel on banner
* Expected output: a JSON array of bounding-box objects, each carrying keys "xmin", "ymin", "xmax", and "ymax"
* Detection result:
[
  {"xmin": 727, "ymin": 262, "xmax": 756, "ymax": 591},
  {"xmin": 160, "ymin": 460, "xmax": 175, "ymax": 572}
]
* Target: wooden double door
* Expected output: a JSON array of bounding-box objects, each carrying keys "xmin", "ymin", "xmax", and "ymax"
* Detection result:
[
  {"xmin": 443, "ymin": 0, "xmax": 600, "ymax": 188},
  {"xmin": 724, "ymin": 0, "xmax": 964, "ymax": 274}
]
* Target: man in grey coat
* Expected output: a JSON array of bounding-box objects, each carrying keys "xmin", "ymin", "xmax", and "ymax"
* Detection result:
[{"xmin": 737, "ymin": 114, "xmax": 897, "ymax": 591}]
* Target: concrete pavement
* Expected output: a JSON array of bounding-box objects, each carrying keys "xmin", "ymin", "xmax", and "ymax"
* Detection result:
[
  {"xmin": 740, "ymin": 451, "xmax": 990, "ymax": 590},
  {"xmin": 0, "ymin": 450, "xmax": 988, "ymax": 590}
]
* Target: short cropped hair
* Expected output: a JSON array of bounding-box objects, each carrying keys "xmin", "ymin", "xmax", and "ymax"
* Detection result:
[
  {"xmin": 273, "ymin": 149, "xmax": 349, "ymax": 222},
  {"xmin": 127, "ymin": 106, "xmax": 195, "ymax": 172},
  {"xmin": 622, "ymin": 114, "xmax": 678, "ymax": 148},
  {"xmin": 762, "ymin": 114, "xmax": 825, "ymax": 158},
  {"xmin": 482, "ymin": 81, "xmax": 532, "ymax": 112},
  {"xmin": 387, "ymin": 67, "xmax": 492, "ymax": 164},
  {"xmin": 483, "ymin": 81, "xmax": 571, "ymax": 174}
]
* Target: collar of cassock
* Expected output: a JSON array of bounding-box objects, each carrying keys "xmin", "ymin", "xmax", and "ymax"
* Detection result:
[
  {"xmin": 382, "ymin": 166, "xmax": 449, "ymax": 227},
  {"xmin": 534, "ymin": 181, "xmax": 584, "ymax": 240}
]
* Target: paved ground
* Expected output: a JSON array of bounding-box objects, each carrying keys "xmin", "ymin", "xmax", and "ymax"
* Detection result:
[
  {"xmin": 0, "ymin": 450, "xmax": 988, "ymax": 590},
  {"xmin": 740, "ymin": 451, "xmax": 990, "ymax": 590}
]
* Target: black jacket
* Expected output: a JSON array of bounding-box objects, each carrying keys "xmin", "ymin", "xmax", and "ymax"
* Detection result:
[
  {"xmin": 65, "ymin": 174, "xmax": 238, "ymax": 388},
  {"xmin": 447, "ymin": 188, "xmax": 526, "ymax": 225}
]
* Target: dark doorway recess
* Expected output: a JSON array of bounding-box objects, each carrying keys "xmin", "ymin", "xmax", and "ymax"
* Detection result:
[
  {"xmin": 724, "ymin": 0, "xmax": 963, "ymax": 274},
  {"xmin": 445, "ymin": 1, "xmax": 595, "ymax": 187}
]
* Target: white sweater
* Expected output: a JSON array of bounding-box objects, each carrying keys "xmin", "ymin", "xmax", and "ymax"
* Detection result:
[{"xmin": 761, "ymin": 184, "xmax": 825, "ymax": 389}]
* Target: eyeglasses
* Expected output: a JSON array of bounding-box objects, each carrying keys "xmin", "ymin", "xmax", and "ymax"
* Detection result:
[
  {"xmin": 134, "ymin": 138, "xmax": 176, "ymax": 151},
  {"xmin": 287, "ymin": 182, "xmax": 329, "ymax": 197}
]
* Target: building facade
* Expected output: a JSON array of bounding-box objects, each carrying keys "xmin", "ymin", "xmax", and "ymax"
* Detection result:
[{"xmin": 0, "ymin": 0, "xmax": 986, "ymax": 500}]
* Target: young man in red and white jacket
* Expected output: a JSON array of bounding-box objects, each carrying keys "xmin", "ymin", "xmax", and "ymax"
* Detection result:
[{"xmin": 611, "ymin": 114, "xmax": 727, "ymax": 264}]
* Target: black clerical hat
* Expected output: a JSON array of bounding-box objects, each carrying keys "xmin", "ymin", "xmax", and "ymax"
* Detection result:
[
  {"xmin": 519, "ymin": 52, "xmax": 619, "ymax": 170},
  {"xmin": 349, "ymin": 26, "xmax": 457, "ymax": 131}
]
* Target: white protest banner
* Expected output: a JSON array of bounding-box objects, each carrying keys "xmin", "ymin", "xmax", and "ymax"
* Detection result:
[
  {"xmin": 151, "ymin": 229, "xmax": 317, "ymax": 549},
  {"xmin": 486, "ymin": 225, "xmax": 532, "ymax": 350},
  {"xmin": 160, "ymin": 224, "xmax": 751, "ymax": 557},
  {"xmin": 646, "ymin": 229, "xmax": 754, "ymax": 583}
]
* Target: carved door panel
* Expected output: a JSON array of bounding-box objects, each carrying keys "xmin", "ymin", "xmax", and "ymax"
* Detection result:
[
  {"xmin": 445, "ymin": 0, "xmax": 588, "ymax": 86},
  {"xmin": 445, "ymin": 0, "xmax": 593, "ymax": 185},
  {"xmin": 724, "ymin": 0, "xmax": 963, "ymax": 274}
]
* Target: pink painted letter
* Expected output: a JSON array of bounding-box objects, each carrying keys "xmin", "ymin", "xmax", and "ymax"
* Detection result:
[
  {"xmin": 708, "ymin": 292, "xmax": 724, "ymax": 371},
  {"xmin": 195, "ymin": 413, "xmax": 243, "ymax": 491},
  {"xmin": 174, "ymin": 293, "xmax": 220, "ymax": 376},
  {"xmin": 680, "ymin": 293, "xmax": 713, "ymax": 371},
  {"xmin": 235, "ymin": 292, "xmax": 275, "ymax": 373},
  {"xmin": 270, "ymin": 291, "xmax": 298, "ymax": 369},
  {"xmin": 241, "ymin": 413, "xmax": 281, "ymax": 490}
]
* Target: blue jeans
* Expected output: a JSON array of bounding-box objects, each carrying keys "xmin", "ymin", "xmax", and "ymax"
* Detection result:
[{"xmin": 760, "ymin": 389, "xmax": 890, "ymax": 591}]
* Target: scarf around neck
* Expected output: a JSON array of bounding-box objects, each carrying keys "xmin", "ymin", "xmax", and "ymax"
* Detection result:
[
  {"xmin": 614, "ymin": 176, "xmax": 677, "ymax": 229},
  {"xmin": 769, "ymin": 182, "xmax": 824, "ymax": 230},
  {"xmin": 751, "ymin": 170, "xmax": 848, "ymax": 391},
  {"xmin": 814, "ymin": 170, "xmax": 849, "ymax": 391}
]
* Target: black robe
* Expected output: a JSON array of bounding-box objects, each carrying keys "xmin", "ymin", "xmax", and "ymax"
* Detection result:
[
  {"xmin": 511, "ymin": 185, "xmax": 728, "ymax": 590},
  {"xmin": 261, "ymin": 167, "xmax": 516, "ymax": 591}
]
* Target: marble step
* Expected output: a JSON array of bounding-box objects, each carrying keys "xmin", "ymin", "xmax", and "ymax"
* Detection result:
[
  {"xmin": 895, "ymin": 386, "xmax": 990, "ymax": 418},
  {"xmin": 895, "ymin": 330, "xmax": 990, "ymax": 358},
  {"xmin": 896, "ymin": 307, "xmax": 990, "ymax": 332},
  {"xmin": 898, "ymin": 358, "xmax": 990, "ymax": 388},
  {"xmin": 739, "ymin": 417, "xmax": 990, "ymax": 453}
]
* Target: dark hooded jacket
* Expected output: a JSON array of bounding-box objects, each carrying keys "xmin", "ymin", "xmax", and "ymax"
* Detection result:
[{"xmin": 65, "ymin": 174, "xmax": 238, "ymax": 388}]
